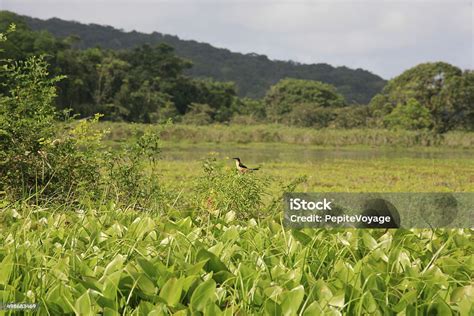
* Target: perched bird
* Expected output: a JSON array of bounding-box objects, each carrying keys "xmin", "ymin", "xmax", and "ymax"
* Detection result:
[{"xmin": 233, "ymin": 157, "xmax": 259, "ymax": 173}]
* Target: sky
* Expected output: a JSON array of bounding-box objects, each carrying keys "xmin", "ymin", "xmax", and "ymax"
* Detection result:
[{"xmin": 2, "ymin": 0, "xmax": 473, "ymax": 79}]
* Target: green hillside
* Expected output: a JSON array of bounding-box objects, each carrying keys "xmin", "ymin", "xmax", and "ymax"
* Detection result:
[{"xmin": 20, "ymin": 13, "xmax": 386, "ymax": 103}]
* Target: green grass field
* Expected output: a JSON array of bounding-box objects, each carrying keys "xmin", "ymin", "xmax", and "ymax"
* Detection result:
[{"xmin": 1, "ymin": 124, "xmax": 473, "ymax": 315}]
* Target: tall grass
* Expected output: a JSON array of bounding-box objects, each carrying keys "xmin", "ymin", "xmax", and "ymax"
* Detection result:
[{"xmin": 102, "ymin": 122, "xmax": 474, "ymax": 148}]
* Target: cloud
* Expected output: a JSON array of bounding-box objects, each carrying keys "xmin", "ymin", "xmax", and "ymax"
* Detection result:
[{"xmin": 3, "ymin": 0, "xmax": 472, "ymax": 78}]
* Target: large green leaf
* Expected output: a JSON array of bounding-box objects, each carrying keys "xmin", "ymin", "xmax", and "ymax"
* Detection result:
[
  {"xmin": 196, "ymin": 248, "xmax": 231, "ymax": 276},
  {"xmin": 291, "ymin": 230, "xmax": 312, "ymax": 246},
  {"xmin": 190, "ymin": 278, "xmax": 216, "ymax": 312},
  {"xmin": 362, "ymin": 232, "xmax": 378, "ymax": 251},
  {"xmin": 280, "ymin": 285, "xmax": 305, "ymax": 316},
  {"xmin": 159, "ymin": 277, "xmax": 184, "ymax": 306},
  {"xmin": 102, "ymin": 270, "xmax": 123, "ymax": 301},
  {"xmin": 0, "ymin": 255, "xmax": 13, "ymax": 285},
  {"xmin": 303, "ymin": 301, "xmax": 323, "ymax": 316},
  {"xmin": 75, "ymin": 291, "xmax": 93, "ymax": 315},
  {"xmin": 137, "ymin": 274, "xmax": 157, "ymax": 296},
  {"xmin": 137, "ymin": 257, "xmax": 158, "ymax": 280},
  {"xmin": 264, "ymin": 298, "xmax": 282, "ymax": 316}
]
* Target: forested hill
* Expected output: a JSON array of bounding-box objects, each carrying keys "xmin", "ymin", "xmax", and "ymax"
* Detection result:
[{"xmin": 21, "ymin": 13, "xmax": 385, "ymax": 103}]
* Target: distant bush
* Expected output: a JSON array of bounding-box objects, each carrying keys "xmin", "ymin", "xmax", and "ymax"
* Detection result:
[
  {"xmin": 332, "ymin": 105, "xmax": 371, "ymax": 128},
  {"xmin": 182, "ymin": 103, "xmax": 214, "ymax": 125},
  {"xmin": 284, "ymin": 104, "xmax": 336, "ymax": 128},
  {"xmin": 230, "ymin": 114, "xmax": 260, "ymax": 125},
  {"xmin": 237, "ymin": 98, "xmax": 266, "ymax": 120},
  {"xmin": 265, "ymin": 78, "xmax": 346, "ymax": 122}
]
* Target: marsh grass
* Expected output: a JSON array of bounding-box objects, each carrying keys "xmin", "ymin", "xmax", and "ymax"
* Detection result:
[{"xmin": 102, "ymin": 122, "xmax": 474, "ymax": 148}]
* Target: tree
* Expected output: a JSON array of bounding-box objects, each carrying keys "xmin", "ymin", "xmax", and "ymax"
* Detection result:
[
  {"xmin": 169, "ymin": 78, "xmax": 239, "ymax": 121},
  {"xmin": 181, "ymin": 103, "xmax": 214, "ymax": 125},
  {"xmin": 123, "ymin": 43, "xmax": 192, "ymax": 88},
  {"xmin": 370, "ymin": 62, "xmax": 471, "ymax": 132},
  {"xmin": 458, "ymin": 71, "xmax": 474, "ymax": 130},
  {"xmin": 93, "ymin": 55, "xmax": 129, "ymax": 106},
  {"xmin": 189, "ymin": 80, "xmax": 238, "ymax": 122},
  {"xmin": 383, "ymin": 98, "xmax": 432, "ymax": 130},
  {"xmin": 264, "ymin": 79, "xmax": 346, "ymax": 122},
  {"xmin": 114, "ymin": 80, "xmax": 173, "ymax": 123}
]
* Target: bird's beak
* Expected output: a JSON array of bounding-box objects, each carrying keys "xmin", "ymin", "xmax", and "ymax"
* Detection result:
[{"xmin": 232, "ymin": 158, "xmax": 239, "ymax": 160}]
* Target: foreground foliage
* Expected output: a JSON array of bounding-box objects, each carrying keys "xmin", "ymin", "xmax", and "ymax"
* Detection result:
[{"xmin": 1, "ymin": 199, "xmax": 473, "ymax": 315}]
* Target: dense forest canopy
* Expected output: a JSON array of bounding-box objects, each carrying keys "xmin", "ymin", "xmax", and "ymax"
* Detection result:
[{"xmin": 5, "ymin": 11, "xmax": 386, "ymax": 104}]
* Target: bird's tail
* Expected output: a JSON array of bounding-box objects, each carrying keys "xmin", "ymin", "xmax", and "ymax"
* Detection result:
[{"xmin": 250, "ymin": 167, "xmax": 260, "ymax": 171}]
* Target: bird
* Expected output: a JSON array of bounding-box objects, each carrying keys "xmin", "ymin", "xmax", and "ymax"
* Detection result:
[{"xmin": 233, "ymin": 157, "xmax": 259, "ymax": 173}]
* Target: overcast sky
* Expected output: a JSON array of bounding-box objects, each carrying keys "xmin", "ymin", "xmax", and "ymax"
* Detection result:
[{"xmin": 2, "ymin": 0, "xmax": 473, "ymax": 79}]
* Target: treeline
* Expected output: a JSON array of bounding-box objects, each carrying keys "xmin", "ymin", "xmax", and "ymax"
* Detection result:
[
  {"xmin": 19, "ymin": 11, "xmax": 385, "ymax": 103},
  {"xmin": 1, "ymin": 11, "xmax": 473, "ymax": 133},
  {"xmin": 0, "ymin": 13, "xmax": 240, "ymax": 123}
]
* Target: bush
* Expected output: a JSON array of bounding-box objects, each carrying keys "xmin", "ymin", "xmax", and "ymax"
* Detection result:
[
  {"xmin": 332, "ymin": 105, "xmax": 371, "ymax": 128},
  {"xmin": 238, "ymin": 98, "xmax": 266, "ymax": 120},
  {"xmin": 194, "ymin": 156, "xmax": 269, "ymax": 219},
  {"xmin": 265, "ymin": 79, "xmax": 346, "ymax": 122},
  {"xmin": 105, "ymin": 126, "xmax": 163, "ymax": 208},
  {"xmin": 230, "ymin": 114, "xmax": 259, "ymax": 125},
  {"xmin": 284, "ymin": 103, "xmax": 336, "ymax": 128},
  {"xmin": 0, "ymin": 56, "xmax": 65, "ymax": 198},
  {"xmin": 0, "ymin": 54, "xmax": 106, "ymax": 201}
]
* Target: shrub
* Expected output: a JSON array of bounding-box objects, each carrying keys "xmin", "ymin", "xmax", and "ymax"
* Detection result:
[
  {"xmin": 194, "ymin": 156, "xmax": 269, "ymax": 219},
  {"xmin": 238, "ymin": 97, "xmax": 266, "ymax": 120},
  {"xmin": 265, "ymin": 79, "xmax": 346, "ymax": 122},
  {"xmin": 0, "ymin": 55, "xmax": 64, "ymax": 198},
  {"xmin": 332, "ymin": 105, "xmax": 371, "ymax": 128},
  {"xmin": 230, "ymin": 114, "xmax": 259, "ymax": 125},
  {"xmin": 0, "ymin": 54, "xmax": 106, "ymax": 201},
  {"xmin": 370, "ymin": 62, "xmax": 472, "ymax": 133},
  {"xmin": 284, "ymin": 103, "xmax": 336, "ymax": 128},
  {"xmin": 0, "ymin": 53, "xmax": 104, "ymax": 202},
  {"xmin": 105, "ymin": 126, "xmax": 163, "ymax": 208}
]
